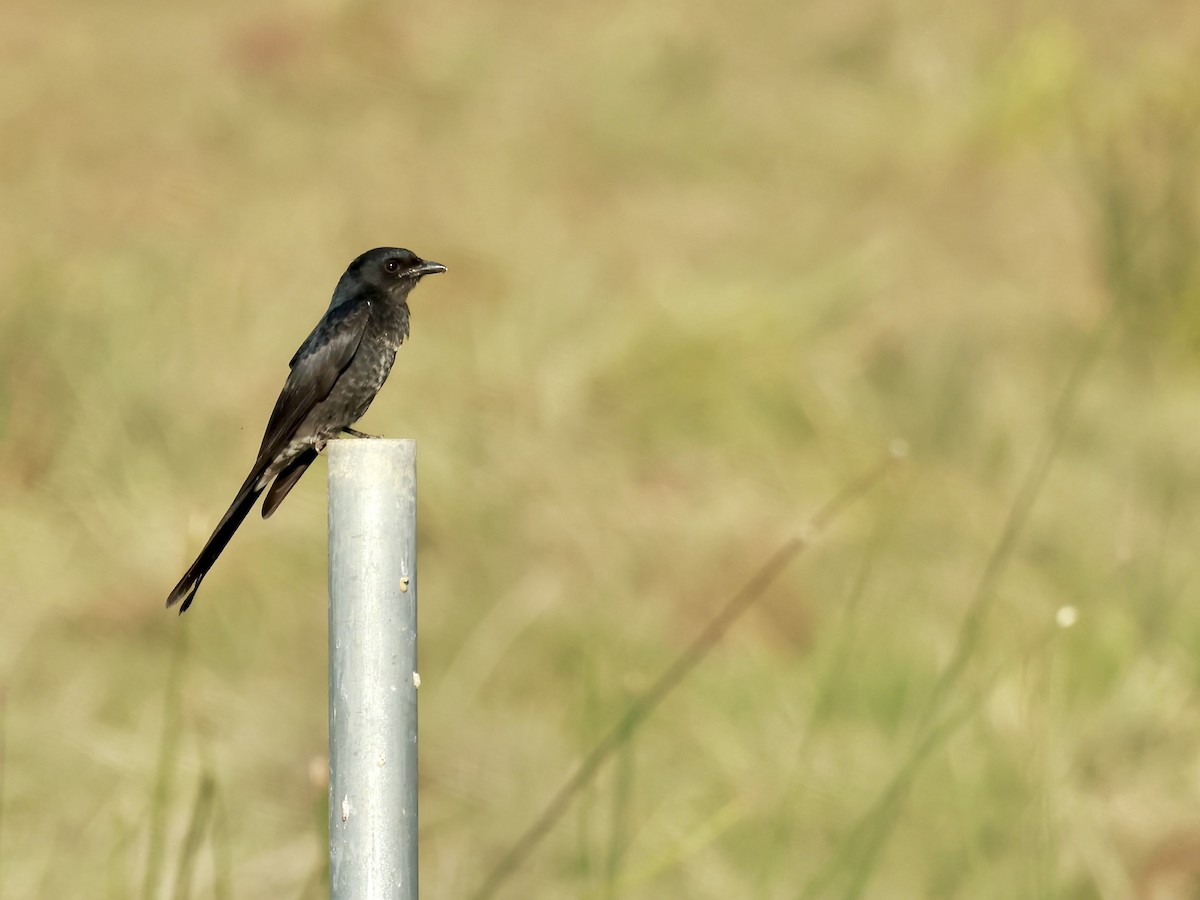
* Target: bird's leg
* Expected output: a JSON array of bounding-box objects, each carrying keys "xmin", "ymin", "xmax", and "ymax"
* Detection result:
[{"xmin": 341, "ymin": 427, "xmax": 382, "ymax": 439}]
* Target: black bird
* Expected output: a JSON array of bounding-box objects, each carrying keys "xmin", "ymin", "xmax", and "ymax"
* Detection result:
[{"xmin": 166, "ymin": 247, "xmax": 445, "ymax": 613}]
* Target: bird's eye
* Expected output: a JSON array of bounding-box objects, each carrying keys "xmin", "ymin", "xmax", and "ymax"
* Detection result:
[{"xmin": 384, "ymin": 258, "xmax": 402, "ymax": 274}]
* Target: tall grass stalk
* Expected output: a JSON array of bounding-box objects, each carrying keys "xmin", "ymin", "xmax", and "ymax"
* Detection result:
[
  {"xmin": 142, "ymin": 629, "xmax": 188, "ymax": 900},
  {"xmin": 170, "ymin": 773, "xmax": 215, "ymax": 900},
  {"xmin": 799, "ymin": 313, "xmax": 1113, "ymax": 899},
  {"xmin": 469, "ymin": 450, "xmax": 900, "ymax": 899}
]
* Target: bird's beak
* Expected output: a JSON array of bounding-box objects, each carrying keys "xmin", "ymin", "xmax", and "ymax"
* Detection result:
[{"xmin": 413, "ymin": 260, "xmax": 447, "ymax": 278}]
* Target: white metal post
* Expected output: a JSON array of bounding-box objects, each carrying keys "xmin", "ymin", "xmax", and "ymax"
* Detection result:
[{"xmin": 327, "ymin": 439, "xmax": 418, "ymax": 900}]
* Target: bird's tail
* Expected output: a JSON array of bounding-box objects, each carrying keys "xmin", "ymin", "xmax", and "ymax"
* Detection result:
[{"xmin": 166, "ymin": 470, "xmax": 265, "ymax": 613}]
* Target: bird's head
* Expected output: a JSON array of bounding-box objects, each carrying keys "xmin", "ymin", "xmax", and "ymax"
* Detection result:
[{"xmin": 336, "ymin": 247, "xmax": 446, "ymax": 304}]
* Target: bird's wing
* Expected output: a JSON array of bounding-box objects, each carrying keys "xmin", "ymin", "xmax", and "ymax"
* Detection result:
[{"xmin": 255, "ymin": 300, "xmax": 372, "ymax": 467}]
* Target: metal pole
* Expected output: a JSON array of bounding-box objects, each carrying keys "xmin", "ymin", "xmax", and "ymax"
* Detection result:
[{"xmin": 328, "ymin": 439, "xmax": 418, "ymax": 900}]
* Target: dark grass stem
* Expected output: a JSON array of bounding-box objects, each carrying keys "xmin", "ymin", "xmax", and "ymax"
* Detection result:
[
  {"xmin": 468, "ymin": 450, "xmax": 901, "ymax": 900},
  {"xmin": 171, "ymin": 775, "xmax": 216, "ymax": 900},
  {"xmin": 202, "ymin": 759, "xmax": 233, "ymax": 900},
  {"xmin": 143, "ymin": 628, "xmax": 188, "ymax": 900},
  {"xmin": 603, "ymin": 732, "xmax": 636, "ymax": 899}
]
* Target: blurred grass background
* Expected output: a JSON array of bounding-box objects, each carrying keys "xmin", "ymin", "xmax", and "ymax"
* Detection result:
[{"xmin": 3, "ymin": 0, "xmax": 1200, "ymax": 897}]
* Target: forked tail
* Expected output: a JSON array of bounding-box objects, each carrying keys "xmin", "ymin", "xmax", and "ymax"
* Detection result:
[{"xmin": 166, "ymin": 470, "xmax": 265, "ymax": 613}]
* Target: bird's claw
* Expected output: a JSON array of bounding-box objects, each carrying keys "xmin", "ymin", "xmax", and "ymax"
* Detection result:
[{"xmin": 341, "ymin": 427, "xmax": 381, "ymax": 439}]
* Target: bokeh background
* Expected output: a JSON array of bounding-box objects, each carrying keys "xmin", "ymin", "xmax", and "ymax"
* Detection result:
[{"xmin": 4, "ymin": 0, "xmax": 1200, "ymax": 897}]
